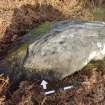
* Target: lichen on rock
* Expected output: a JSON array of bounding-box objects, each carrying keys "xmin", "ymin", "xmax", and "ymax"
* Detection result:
[{"xmin": 24, "ymin": 21, "xmax": 105, "ymax": 79}]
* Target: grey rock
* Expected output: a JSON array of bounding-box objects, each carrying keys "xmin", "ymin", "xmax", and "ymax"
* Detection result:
[{"xmin": 24, "ymin": 21, "xmax": 105, "ymax": 79}]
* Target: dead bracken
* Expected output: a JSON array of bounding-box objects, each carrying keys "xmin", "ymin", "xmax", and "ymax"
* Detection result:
[{"xmin": 0, "ymin": 60, "xmax": 104, "ymax": 105}]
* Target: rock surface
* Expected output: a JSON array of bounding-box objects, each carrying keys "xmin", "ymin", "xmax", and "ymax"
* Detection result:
[{"xmin": 24, "ymin": 21, "xmax": 105, "ymax": 79}]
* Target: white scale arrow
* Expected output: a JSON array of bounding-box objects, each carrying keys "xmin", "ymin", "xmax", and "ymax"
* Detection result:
[{"xmin": 41, "ymin": 80, "xmax": 48, "ymax": 89}]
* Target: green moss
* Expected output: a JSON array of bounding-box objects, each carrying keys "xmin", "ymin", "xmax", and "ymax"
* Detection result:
[
  {"xmin": 7, "ymin": 43, "xmax": 28, "ymax": 60},
  {"xmin": 84, "ymin": 59, "xmax": 105, "ymax": 72},
  {"xmin": 93, "ymin": 7, "xmax": 105, "ymax": 21},
  {"xmin": 7, "ymin": 21, "xmax": 53, "ymax": 59},
  {"xmin": 25, "ymin": 21, "xmax": 53, "ymax": 46},
  {"xmin": 32, "ymin": 21, "xmax": 53, "ymax": 35},
  {"xmin": 24, "ymin": 21, "xmax": 53, "ymax": 44}
]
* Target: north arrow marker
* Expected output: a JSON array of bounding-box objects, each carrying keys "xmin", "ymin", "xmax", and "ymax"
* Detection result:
[{"xmin": 41, "ymin": 80, "xmax": 48, "ymax": 89}]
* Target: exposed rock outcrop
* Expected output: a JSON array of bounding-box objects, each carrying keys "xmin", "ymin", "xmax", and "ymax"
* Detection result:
[{"xmin": 24, "ymin": 21, "xmax": 105, "ymax": 79}]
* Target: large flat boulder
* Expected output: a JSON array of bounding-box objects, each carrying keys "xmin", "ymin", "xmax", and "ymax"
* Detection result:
[{"xmin": 24, "ymin": 21, "xmax": 105, "ymax": 79}]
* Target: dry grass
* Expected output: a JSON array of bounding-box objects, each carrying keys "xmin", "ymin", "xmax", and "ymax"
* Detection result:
[{"xmin": 0, "ymin": 0, "xmax": 95, "ymax": 40}]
